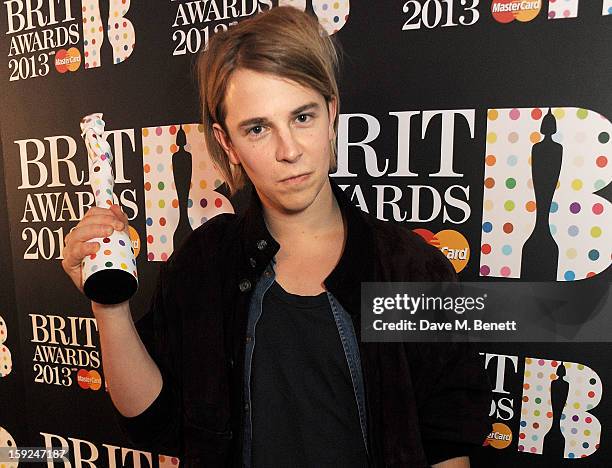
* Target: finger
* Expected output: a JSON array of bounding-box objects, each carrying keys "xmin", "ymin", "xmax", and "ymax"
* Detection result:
[
  {"xmin": 68, "ymin": 223, "xmax": 116, "ymax": 244},
  {"xmin": 80, "ymin": 241, "xmax": 101, "ymax": 258},
  {"xmin": 83, "ymin": 206, "xmax": 110, "ymax": 218},
  {"xmin": 63, "ymin": 241, "xmax": 100, "ymax": 267},
  {"xmin": 78, "ymin": 214, "xmax": 124, "ymax": 231}
]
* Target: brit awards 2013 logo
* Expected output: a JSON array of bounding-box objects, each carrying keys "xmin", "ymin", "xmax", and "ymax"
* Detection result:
[
  {"xmin": 30, "ymin": 313, "xmax": 103, "ymax": 390},
  {"xmin": 4, "ymin": 0, "xmax": 136, "ymax": 81},
  {"xmin": 171, "ymin": 0, "xmax": 348, "ymax": 57},
  {"xmin": 171, "ymin": 0, "xmax": 273, "ymax": 55},
  {"xmin": 479, "ymin": 107, "xmax": 611, "ymax": 280},
  {"xmin": 0, "ymin": 315, "xmax": 13, "ymax": 378}
]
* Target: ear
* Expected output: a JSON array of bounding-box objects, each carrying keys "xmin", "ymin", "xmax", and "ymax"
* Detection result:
[
  {"xmin": 212, "ymin": 123, "xmax": 241, "ymax": 166},
  {"xmin": 326, "ymin": 96, "xmax": 338, "ymax": 140}
]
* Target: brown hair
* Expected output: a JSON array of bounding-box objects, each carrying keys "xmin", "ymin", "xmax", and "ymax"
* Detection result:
[{"xmin": 197, "ymin": 6, "xmax": 341, "ymax": 194}]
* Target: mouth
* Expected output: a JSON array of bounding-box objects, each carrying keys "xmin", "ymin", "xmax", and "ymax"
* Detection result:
[{"xmin": 280, "ymin": 172, "xmax": 311, "ymax": 184}]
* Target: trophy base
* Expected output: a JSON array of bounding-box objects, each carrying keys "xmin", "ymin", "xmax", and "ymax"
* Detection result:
[{"xmin": 83, "ymin": 269, "xmax": 138, "ymax": 305}]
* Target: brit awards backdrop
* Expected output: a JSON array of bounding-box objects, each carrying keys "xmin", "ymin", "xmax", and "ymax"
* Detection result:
[{"xmin": 1, "ymin": 1, "xmax": 611, "ymax": 466}]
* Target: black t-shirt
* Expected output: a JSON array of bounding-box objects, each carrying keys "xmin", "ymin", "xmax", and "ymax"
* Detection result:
[{"xmin": 251, "ymin": 281, "xmax": 369, "ymax": 468}]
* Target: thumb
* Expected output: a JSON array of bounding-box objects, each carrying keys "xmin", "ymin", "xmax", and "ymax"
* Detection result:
[{"xmin": 110, "ymin": 204, "xmax": 127, "ymax": 222}]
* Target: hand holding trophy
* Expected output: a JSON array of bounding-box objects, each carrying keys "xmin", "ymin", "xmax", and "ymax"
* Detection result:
[{"xmin": 79, "ymin": 113, "xmax": 138, "ymax": 304}]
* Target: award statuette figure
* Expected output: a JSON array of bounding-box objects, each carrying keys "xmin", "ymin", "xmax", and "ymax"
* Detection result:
[{"xmin": 79, "ymin": 113, "xmax": 138, "ymax": 304}]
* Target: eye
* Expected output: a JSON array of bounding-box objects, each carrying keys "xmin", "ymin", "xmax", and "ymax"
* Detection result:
[
  {"xmin": 296, "ymin": 113, "xmax": 313, "ymax": 124},
  {"xmin": 248, "ymin": 125, "xmax": 264, "ymax": 136}
]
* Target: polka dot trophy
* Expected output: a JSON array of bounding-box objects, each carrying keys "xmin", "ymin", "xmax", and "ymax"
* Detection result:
[
  {"xmin": 0, "ymin": 315, "xmax": 12, "ymax": 378},
  {"xmin": 80, "ymin": 113, "xmax": 138, "ymax": 304}
]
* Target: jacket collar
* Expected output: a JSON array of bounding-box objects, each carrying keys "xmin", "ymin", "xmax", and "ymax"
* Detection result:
[{"xmin": 238, "ymin": 178, "xmax": 374, "ymax": 316}]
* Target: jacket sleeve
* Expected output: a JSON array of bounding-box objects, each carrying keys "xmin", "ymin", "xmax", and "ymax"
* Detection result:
[
  {"xmin": 411, "ymin": 342, "xmax": 492, "ymax": 465},
  {"xmin": 411, "ymin": 238, "xmax": 493, "ymax": 465},
  {"xmin": 113, "ymin": 262, "xmax": 182, "ymax": 454}
]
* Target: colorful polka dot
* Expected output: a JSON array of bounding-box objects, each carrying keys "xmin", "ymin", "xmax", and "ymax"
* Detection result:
[
  {"xmin": 550, "ymin": 202, "xmax": 558, "ymax": 213},
  {"xmin": 592, "ymin": 203, "xmax": 603, "ymax": 215},
  {"xmin": 588, "ymin": 249, "xmax": 599, "ymax": 261},
  {"xmin": 571, "ymin": 179, "xmax": 583, "ymax": 191},
  {"xmin": 596, "ymin": 156, "xmax": 608, "ymax": 168},
  {"xmin": 590, "ymin": 226, "xmax": 602, "ymax": 238}
]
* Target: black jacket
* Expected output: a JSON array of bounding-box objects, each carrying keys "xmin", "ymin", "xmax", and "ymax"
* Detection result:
[{"xmin": 117, "ymin": 180, "xmax": 492, "ymax": 467}]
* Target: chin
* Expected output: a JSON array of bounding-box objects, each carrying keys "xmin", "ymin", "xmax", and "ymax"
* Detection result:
[
  {"xmin": 259, "ymin": 173, "xmax": 329, "ymax": 213},
  {"xmin": 276, "ymin": 192, "xmax": 317, "ymax": 213}
]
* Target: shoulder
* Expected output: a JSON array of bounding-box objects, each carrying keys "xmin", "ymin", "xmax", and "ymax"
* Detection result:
[
  {"xmin": 163, "ymin": 213, "xmax": 238, "ymax": 274},
  {"xmin": 359, "ymin": 210, "xmax": 457, "ymax": 282}
]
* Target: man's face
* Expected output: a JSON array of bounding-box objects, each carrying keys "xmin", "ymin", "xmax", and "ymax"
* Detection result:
[{"xmin": 213, "ymin": 68, "xmax": 337, "ymax": 214}]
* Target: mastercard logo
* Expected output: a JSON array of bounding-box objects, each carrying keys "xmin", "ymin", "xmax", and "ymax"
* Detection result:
[
  {"xmin": 55, "ymin": 47, "xmax": 82, "ymax": 73},
  {"xmin": 484, "ymin": 422, "xmax": 513, "ymax": 449},
  {"xmin": 413, "ymin": 229, "xmax": 470, "ymax": 273},
  {"xmin": 128, "ymin": 225, "xmax": 141, "ymax": 258},
  {"xmin": 491, "ymin": 0, "xmax": 541, "ymax": 23},
  {"xmin": 77, "ymin": 369, "xmax": 102, "ymax": 390}
]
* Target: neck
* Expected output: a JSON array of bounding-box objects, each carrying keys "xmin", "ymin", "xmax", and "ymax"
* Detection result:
[{"xmin": 261, "ymin": 180, "xmax": 342, "ymax": 242}]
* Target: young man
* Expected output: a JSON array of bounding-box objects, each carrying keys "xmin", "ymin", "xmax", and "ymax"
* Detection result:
[{"xmin": 62, "ymin": 6, "xmax": 491, "ymax": 468}]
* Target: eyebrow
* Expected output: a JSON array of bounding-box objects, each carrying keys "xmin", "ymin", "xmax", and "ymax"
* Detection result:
[{"xmin": 237, "ymin": 102, "xmax": 322, "ymax": 129}]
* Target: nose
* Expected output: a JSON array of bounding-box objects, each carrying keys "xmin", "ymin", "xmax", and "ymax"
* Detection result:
[{"xmin": 275, "ymin": 126, "xmax": 301, "ymax": 162}]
